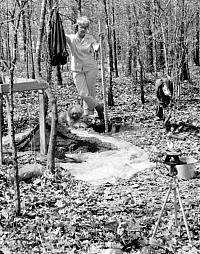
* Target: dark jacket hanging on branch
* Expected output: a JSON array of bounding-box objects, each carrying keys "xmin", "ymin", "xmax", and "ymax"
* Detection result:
[{"xmin": 50, "ymin": 10, "xmax": 69, "ymax": 66}]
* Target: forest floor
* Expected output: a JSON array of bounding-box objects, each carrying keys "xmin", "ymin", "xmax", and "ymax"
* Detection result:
[{"xmin": 0, "ymin": 65, "xmax": 200, "ymax": 254}]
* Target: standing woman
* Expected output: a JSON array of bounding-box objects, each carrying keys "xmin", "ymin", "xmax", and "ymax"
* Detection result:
[{"xmin": 65, "ymin": 16, "xmax": 104, "ymax": 120}]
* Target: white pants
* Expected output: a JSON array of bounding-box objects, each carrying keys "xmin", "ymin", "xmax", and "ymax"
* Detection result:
[{"xmin": 73, "ymin": 68, "xmax": 98, "ymax": 115}]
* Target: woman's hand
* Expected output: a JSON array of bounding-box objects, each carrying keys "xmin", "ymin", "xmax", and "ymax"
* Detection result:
[{"xmin": 92, "ymin": 42, "xmax": 100, "ymax": 52}]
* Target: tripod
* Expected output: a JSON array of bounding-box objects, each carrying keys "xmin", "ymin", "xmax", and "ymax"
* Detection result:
[{"xmin": 151, "ymin": 152, "xmax": 192, "ymax": 245}]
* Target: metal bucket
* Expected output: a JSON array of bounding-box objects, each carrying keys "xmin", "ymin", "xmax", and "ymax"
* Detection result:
[{"xmin": 176, "ymin": 157, "xmax": 197, "ymax": 180}]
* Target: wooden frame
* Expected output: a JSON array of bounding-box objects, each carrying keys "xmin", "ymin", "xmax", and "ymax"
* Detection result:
[{"xmin": 0, "ymin": 78, "xmax": 48, "ymax": 164}]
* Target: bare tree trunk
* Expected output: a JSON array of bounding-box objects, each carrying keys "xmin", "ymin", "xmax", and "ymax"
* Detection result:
[
  {"xmin": 156, "ymin": 0, "xmax": 165, "ymax": 73},
  {"xmin": 133, "ymin": 3, "xmax": 145, "ymax": 103},
  {"xmin": 125, "ymin": 4, "xmax": 133, "ymax": 77},
  {"xmin": 151, "ymin": 0, "xmax": 157, "ymax": 75},
  {"xmin": 21, "ymin": 0, "xmax": 27, "ymax": 63},
  {"xmin": 103, "ymin": 0, "xmax": 114, "ymax": 73},
  {"xmin": 161, "ymin": 24, "xmax": 169, "ymax": 75},
  {"xmin": 36, "ymin": 0, "xmax": 58, "ymax": 173},
  {"xmin": 194, "ymin": 10, "xmax": 200, "ymax": 66},
  {"xmin": 103, "ymin": 0, "xmax": 114, "ymax": 106},
  {"xmin": 179, "ymin": 0, "xmax": 190, "ymax": 81},
  {"xmin": 36, "ymin": 0, "xmax": 47, "ymax": 78},
  {"xmin": 99, "ymin": 19, "xmax": 108, "ymax": 133},
  {"xmin": 112, "ymin": 0, "xmax": 119, "ymax": 77},
  {"xmin": 45, "ymin": 88, "xmax": 57, "ymax": 174},
  {"xmin": 46, "ymin": 1, "xmax": 53, "ymax": 84},
  {"xmin": 0, "ymin": 30, "xmax": 3, "ymax": 59},
  {"xmin": 76, "ymin": 0, "xmax": 82, "ymax": 16},
  {"xmin": 144, "ymin": 0, "xmax": 154, "ymax": 72},
  {"xmin": 56, "ymin": 65, "xmax": 63, "ymax": 86},
  {"xmin": 6, "ymin": 3, "xmax": 11, "ymax": 64},
  {"xmin": 46, "ymin": 0, "xmax": 58, "ymax": 174},
  {"xmin": 9, "ymin": 71, "xmax": 21, "ymax": 216},
  {"xmin": 7, "ymin": 8, "xmax": 22, "ymax": 216},
  {"xmin": 27, "ymin": 2, "xmax": 35, "ymax": 79}
]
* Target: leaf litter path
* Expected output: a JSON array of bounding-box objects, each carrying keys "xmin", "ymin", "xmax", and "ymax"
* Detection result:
[{"xmin": 57, "ymin": 129, "xmax": 154, "ymax": 185}]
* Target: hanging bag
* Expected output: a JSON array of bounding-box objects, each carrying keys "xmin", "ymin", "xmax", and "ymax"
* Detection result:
[{"xmin": 50, "ymin": 10, "xmax": 69, "ymax": 66}]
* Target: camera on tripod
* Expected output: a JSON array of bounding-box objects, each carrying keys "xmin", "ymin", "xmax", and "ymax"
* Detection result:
[
  {"xmin": 151, "ymin": 150, "xmax": 192, "ymax": 245},
  {"xmin": 163, "ymin": 151, "xmax": 186, "ymax": 176}
]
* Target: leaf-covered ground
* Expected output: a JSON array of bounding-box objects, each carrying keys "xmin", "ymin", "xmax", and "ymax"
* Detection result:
[{"xmin": 0, "ymin": 65, "xmax": 200, "ymax": 254}]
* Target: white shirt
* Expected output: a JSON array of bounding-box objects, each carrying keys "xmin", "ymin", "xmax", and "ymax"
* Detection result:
[{"xmin": 66, "ymin": 33, "xmax": 99, "ymax": 72}]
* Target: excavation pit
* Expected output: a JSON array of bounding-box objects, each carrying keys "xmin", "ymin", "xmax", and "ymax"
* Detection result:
[{"xmin": 3, "ymin": 124, "xmax": 154, "ymax": 185}]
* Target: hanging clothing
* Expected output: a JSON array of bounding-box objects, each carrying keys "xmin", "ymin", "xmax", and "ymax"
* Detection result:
[{"xmin": 50, "ymin": 10, "xmax": 69, "ymax": 66}]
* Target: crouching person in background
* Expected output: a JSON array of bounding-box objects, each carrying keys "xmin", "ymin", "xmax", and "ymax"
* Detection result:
[{"xmin": 155, "ymin": 75, "xmax": 173, "ymax": 123}]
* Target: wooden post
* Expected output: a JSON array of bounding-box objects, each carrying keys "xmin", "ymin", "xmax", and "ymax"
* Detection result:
[{"xmin": 39, "ymin": 89, "xmax": 47, "ymax": 155}]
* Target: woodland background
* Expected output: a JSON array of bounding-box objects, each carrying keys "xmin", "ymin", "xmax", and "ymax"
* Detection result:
[
  {"xmin": 0, "ymin": 0, "xmax": 200, "ymax": 253},
  {"xmin": 1, "ymin": 0, "xmax": 200, "ymax": 86}
]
